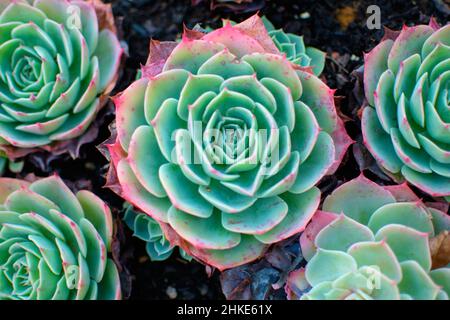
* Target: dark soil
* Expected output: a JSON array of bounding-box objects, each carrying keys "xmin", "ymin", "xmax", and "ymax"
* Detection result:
[{"xmin": 11, "ymin": 0, "xmax": 449, "ymax": 300}]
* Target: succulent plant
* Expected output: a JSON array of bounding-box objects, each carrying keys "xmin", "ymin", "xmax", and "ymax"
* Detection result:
[
  {"xmin": 0, "ymin": 0, "xmax": 121, "ymax": 157},
  {"xmin": 297, "ymin": 175, "xmax": 450, "ymax": 300},
  {"xmin": 362, "ymin": 22, "xmax": 450, "ymax": 199},
  {"xmin": 261, "ymin": 16, "xmax": 325, "ymax": 76},
  {"xmin": 0, "ymin": 175, "xmax": 121, "ymax": 300},
  {"xmin": 0, "ymin": 156, "xmax": 23, "ymax": 175},
  {"xmin": 123, "ymin": 204, "xmax": 191, "ymax": 262},
  {"xmin": 105, "ymin": 15, "xmax": 352, "ymax": 270}
]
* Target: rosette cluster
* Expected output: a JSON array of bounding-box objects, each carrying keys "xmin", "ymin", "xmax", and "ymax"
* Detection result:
[
  {"xmin": 298, "ymin": 176, "xmax": 450, "ymax": 300},
  {"xmin": 0, "ymin": 0, "xmax": 121, "ymax": 152},
  {"xmin": 123, "ymin": 205, "xmax": 191, "ymax": 261},
  {"xmin": 262, "ymin": 16, "xmax": 325, "ymax": 76},
  {"xmin": 0, "ymin": 176, "xmax": 121, "ymax": 300},
  {"xmin": 107, "ymin": 15, "xmax": 351, "ymax": 270},
  {"xmin": 362, "ymin": 23, "xmax": 450, "ymax": 198}
]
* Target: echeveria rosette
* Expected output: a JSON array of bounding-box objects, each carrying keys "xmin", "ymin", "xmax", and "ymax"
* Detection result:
[
  {"xmin": 123, "ymin": 205, "xmax": 191, "ymax": 262},
  {"xmin": 106, "ymin": 15, "xmax": 352, "ymax": 270},
  {"xmin": 362, "ymin": 22, "xmax": 450, "ymax": 199},
  {"xmin": 0, "ymin": 0, "xmax": 121, "ymax": 157},
  {"xmin": 0, "ymin": 176, "xmax": 121, "ymax": 300},
  {"xmin": 261, "ymin": 16, "xmax": 325, "ymax": 76},
  {"xmin": 297, "ymin": 175, "xmax": 450, "ymax": 300}
]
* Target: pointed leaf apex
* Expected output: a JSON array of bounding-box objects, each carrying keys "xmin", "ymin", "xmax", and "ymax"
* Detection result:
[{"xmin": 428, "ymin": 17, "xmax": 440, "ymax": 30}]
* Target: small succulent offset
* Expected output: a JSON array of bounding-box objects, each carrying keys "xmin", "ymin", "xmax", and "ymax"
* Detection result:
[
  {"xmin": 0, "ymin": 0, "xmax": 121, "ymax": 156},
  {"xmin": 0, "ymin": 176, "xmax": 121, "ymax": 300},
  {"xmin": 261, "ymin": 17, "xmax": 325, "ymax": 76},
  {"xmin": 123, "ymin": 204, "xmax": 191, "ymax": 262},
  {"xmin": 362, "ymin": 22, "xmax": 450, "ymax": 199},
  {"xmin": 0, "ymin": 156, "xmax": 23, "ymax": 175},
  {"xmin": 106, "ymin": 15, "xmax": 352, "ymax": 270},
  {"xmin": 297, "ymin": 175, "xmax": 450, "ymax": 300}
]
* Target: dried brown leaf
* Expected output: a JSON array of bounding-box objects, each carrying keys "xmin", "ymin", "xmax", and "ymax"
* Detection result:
[
  {"xmin": 430, "ymin": 231, "xmax": 450, "ymax": 269},
  {"xmin": 141, "ymin": 40, "xmax": 178, "ymax": 78},
  {"xmin": 88, "ymin": 0, "xmax": 117, "ymax": 33}
]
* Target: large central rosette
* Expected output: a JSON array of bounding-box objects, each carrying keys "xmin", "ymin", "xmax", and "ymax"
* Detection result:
[{"xmin": 107, "ymin": 16, "xmax": 352, "ymax": 270}]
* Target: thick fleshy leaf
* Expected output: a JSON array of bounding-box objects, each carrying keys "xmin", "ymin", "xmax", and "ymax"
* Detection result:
[
  {"xmin": 430, "ymin": 268, "xmax": 450, "ymax": 296},
  {"xmin": 202, "ymin": 24, "xmax": 265, "ymax": 58},
  {"xmin": 358, "ymin": 266, "xmax": 401, "ymax": 300},
  {"xmin": 368, "ymin": 202, "xmax": 434, "ymax": 235},
  {"xmin": 144, "ymin": 69, "xmax": 189, "ymax": 122},
  {"xmin": 0, "ymin": 2, "xmax": 46, "ymax": 27},
  {"xmin": 190, "ymin": 235, "xmax": 266, "ymax": 271},
  {"xmin": 221, "ymin": 197, "xmax": 288, "ymax": 235},
  {"xmin": 390, "ymin": 128, "xmax": 431, "ymax": 174},
  {"xmin": 387, "ymin": 25, "xmax": 433, "ymax": 74},
  {"xmin": 116, "ymin": 78, "xmax": 149, "ymax": 150},
  {"xmin": 305, "ymin": 249, "xmax": 357, "ymax": 287},
  {"xmin": 261, "ymin": 77, "xmax": 295, "ymax": 131},
  {"xmin": 128, "ymin": 126, "xmax": 167, "ymax": 198},
  {"xmin": 305, "ymin": 46, "xmax": 326, "ymax": 76},
  {"xmin": 402, "ymin": 166, "xmax": 450, "ymax": 197},
  {"xmin": 243, "ymin": 53, "xmax": 302, "ymax": 100},
  {"xmin": 291, "ymin": 132, "xmax": 335, "ymax": 194},
  {"xmin": 362, "ymin": 107, "xmax": 403, "ymax": 173},
  {"xmin": 168, "ymin": 207, "xmax": 240, "ymax": 250},
  {"xmin": 159, "ymin": 163, "xmax": 213, "ymax": 218},
  {"xmin": 398, "ymin": 261, "xmax": 440, "ymax": 300},
  {"xmin": 30, "ymin": 175, "xmax": 84, "ymax": 222},
  {"xmin": 95, "ymin": 29, "xmax": 121, "ymax": 92},
  {"xmin": 76, "ymin": 190, "xmax": 113, "ymax": 251},
  {"xmin": 348, "ymin": 241, "xmax": 402, "ymax": 282},
  {"xmin": 163, "ymin": 39, "xmax": 225, "ymax": 73},
  {"xmin": 97, "ymin": 259, "xmax": 121, "ymax": 300},
  {"xmin": 152, "ymin": 99, "xmax": 186, "ymax": 161},
  {"xmin": 315, "ymin": 215, "xmax": 375, "ymax": 252},
  {"xmin": 255, "ymin": 187, "xmax": 320, "ymax": 243},
  {"xmin": 79, "ymin": 218, "xmax": 107, "ymax": 283},
  {"xmin": 174, "ymin": 129, "xmax": 210, "ymax": 186},
  {"xmin": 198, "ymin": 49, "xmax": 254, "ymax": 79},
  {"xmin": 178, "ymin": 74, "xmax": 223, "ymax": 121},
  {"xmin": 323, "ymin": 175, "xmax": 396, "ymax": 225},
  {"xmin": 199, "ymin": 180, "xmax": 256, "ymax": 214},
  {"xmin": 116, "ymin": 159, "xmax": 170, "ymax": 223},
  {"xmin": 375, "ymin": 224, "xmax": 431, "ymax": 271},
  {"xmin": 300, "ymin": 210, "xmax": 338, "ymax": 261},
  {"xmin": 364, "ymin": 39, "xmax": 393, "ymax": 106},
  {"xmin": 290, "ymin": 101, "xmax": 319, "ymax": 162}
]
